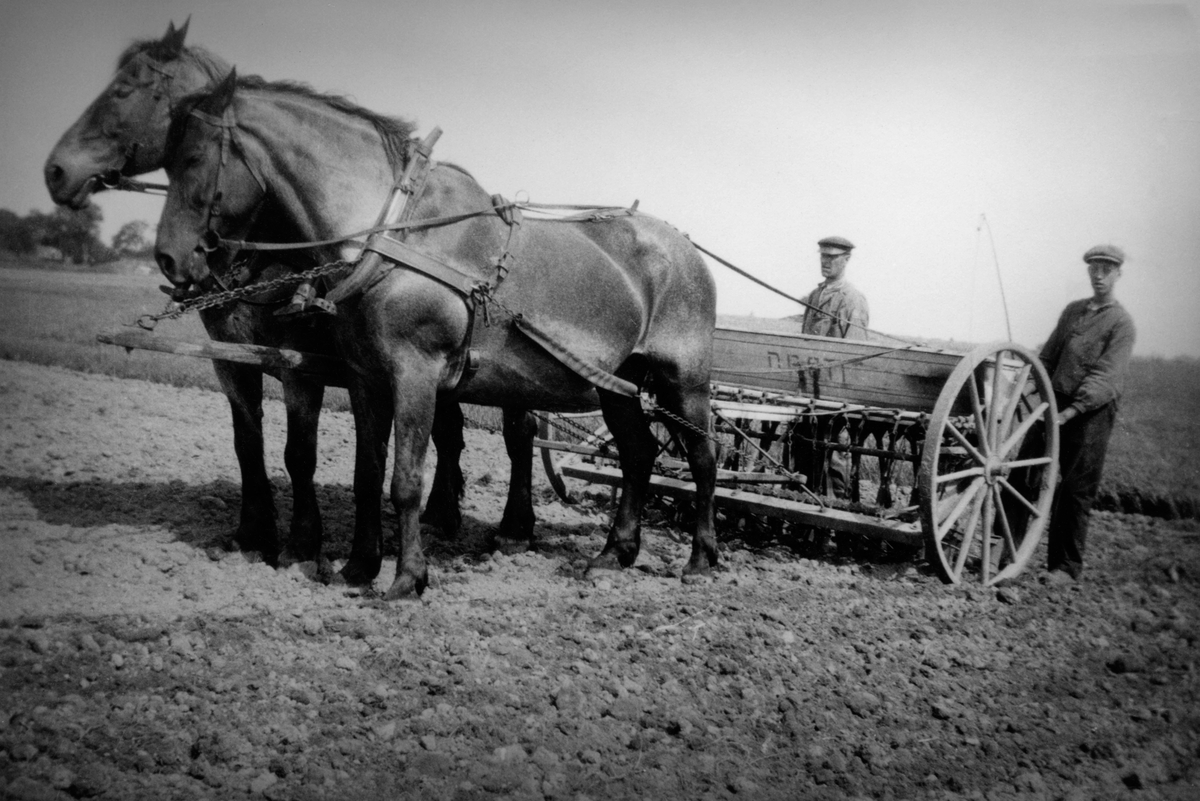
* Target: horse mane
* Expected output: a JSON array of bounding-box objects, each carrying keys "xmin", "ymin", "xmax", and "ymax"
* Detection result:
[
  {"xmin": 117, "ymin": 39, "xmax": 231, "ymax": 84},
  {"xmin": 245, "ymin": 76, "xmax": 417, "ymax": 172},
  {"xmin": 167, "ymin": 76, "xmax": 416, "ymax": 174}
]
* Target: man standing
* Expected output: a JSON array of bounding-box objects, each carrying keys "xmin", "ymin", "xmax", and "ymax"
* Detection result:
[
  {"xmin": 791, "ymin": 238, "xmax": 870, "ymax": 554},
  {"xmin": 800, "ymin": 236, "xmax": 869, "ymax": 340},
  {"xmin": 1039, "ymin": 244, "xmax": 1136, "ymax": 582}
]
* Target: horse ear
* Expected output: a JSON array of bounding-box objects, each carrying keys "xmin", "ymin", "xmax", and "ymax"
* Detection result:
[
  {"xmin": 161, "ymin": 16, "xmax": 190, "ymax": 55},
  {"xmin": 211, "ymin": 67, "xmax": 238, "ymax": 111}
]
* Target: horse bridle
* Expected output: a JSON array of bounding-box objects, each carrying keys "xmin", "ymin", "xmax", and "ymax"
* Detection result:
[
  {"xmin": 93, "ymin": 51, "xmax": 185, "ymax": 191},
  {"xmin": 167, "ymin": 101, "xmax": 280, "ymax": 297},
  {"xmin": 185, "ymin": 104, "xmax": 268, "ymax": 255}
]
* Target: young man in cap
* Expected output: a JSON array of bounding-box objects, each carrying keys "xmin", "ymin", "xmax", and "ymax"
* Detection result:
[
  {"xmin": 791, "ymin": 237, "xmax": 871, "ymax": 554},
  {"xmin": 800, "ymin": 236, "xmax": 870, "ymax": 340},
  {"xmin": 1038, "ymin": 244, "xmax": 1136, "ymax": 582}
]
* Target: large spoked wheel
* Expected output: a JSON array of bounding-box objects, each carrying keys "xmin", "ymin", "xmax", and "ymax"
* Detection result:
[{"xmin": 918, "ymin": 342, "xmax": 1059, "ymax": 585}]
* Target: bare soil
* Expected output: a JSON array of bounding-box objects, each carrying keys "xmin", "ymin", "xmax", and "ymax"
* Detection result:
[{"xmin": 1, "ymin": 359, "xmax": 1198, "ymax": 801}]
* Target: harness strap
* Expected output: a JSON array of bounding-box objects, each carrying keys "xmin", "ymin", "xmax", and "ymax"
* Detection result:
[
  {"xmin": 189, "ymin": 107, "xmax": 268, "ymax": 194},
  {"xmin": 326, "ymin": 127, "xmax": 442, "ymax": 304},
  {"xmin": 510, "ymin": 316, "xmax": 639, "ymax": 398},
  {"xmin": 360, "ymin": 235, "xmax": 481, "ymax": 297}
]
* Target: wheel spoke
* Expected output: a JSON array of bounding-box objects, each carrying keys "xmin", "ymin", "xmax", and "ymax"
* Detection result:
[
  {"xmin": 944, "ymin": 420, "xmax": 988, "ymax": 466},
  {"xmin": 993, "ymin": 484, "xmax": 1019, "ymax": 560},
  {"xmin": 998, "ymin": 401, "xmax": 1049, "ymax": 460},
  {"xmin": 997, "ymin": 364, "xmax": 1032, "ymax": 440},
  {"xmin": 987, "ymin": 354, "xmax": 1004, "ymax": 449},
  {"xmin": 952, "ymin": 489, "xmax": 985, "ymax": 578},
  {"xmin": 968, "ymin": 374, "xmax": 990, "ymax": 453},
  {"xmin": 937, "ymin": 476, "xmax": 985, "ymax": 540},
  {"xmin": 936, "ymin": 465, "xmax": 985, "ymax": 484},
  {"xmin": 998, "ymin": 476, "xmax": 1042, "ymax": 518},
  {"xmin": 1003, "ymin": 456, "xmax": 1053, "ymax": 470},
  {"xmin": 980, "ymin": 488, "xmax": 996, "ymax": 584}
]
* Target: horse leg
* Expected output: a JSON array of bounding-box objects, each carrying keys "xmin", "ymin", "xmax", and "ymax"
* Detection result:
[
  {"xmin": 587, "ymin": 391, "xmax": 656, "ymax": 573},
  {"xmin": 421, "ymin": 398, "xmax": 465, "ymax": 539},
  {"xmin": 212, "ymin": 360, "xmax": 278, "ymax": 563},
  {"xmin": 494, "ymin": 407, "xmax": 537, "ymax": 554},
  {"xmin": 279, "ymin": 372, "xmax": 325, "ymax": 565},
  {"xmin": 384, "ymin": 379, "xmax": 439, "ymax": 601},
  {"xmin": 340, "ymin": 377, "xmax": 392, "ymax": 586},
  {"xmin": 656, "ymin": 383, "xmax": 719, "ymax": 575}
]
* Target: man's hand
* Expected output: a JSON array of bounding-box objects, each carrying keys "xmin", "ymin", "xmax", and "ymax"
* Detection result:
[{"xmin": 1056, "ymin": 406, "xmax": 1078, "ymax": 426}]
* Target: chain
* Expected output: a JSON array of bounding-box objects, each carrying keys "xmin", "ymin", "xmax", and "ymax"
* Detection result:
[{"xmin": 136, "ymin": 259, "xmax": 354, "ymax": 329}]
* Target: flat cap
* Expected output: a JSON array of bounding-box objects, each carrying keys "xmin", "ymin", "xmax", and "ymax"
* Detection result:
[
  {"xmin": 1083, "ymin": 244, "xmax": 1125, "ymax": 266},
  {"xmin": 818, "ymin": 236, "xmax": 855, "ymax": 253}
]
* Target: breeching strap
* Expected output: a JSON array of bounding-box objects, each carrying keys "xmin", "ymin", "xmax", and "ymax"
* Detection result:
[{"xmin": 510, "ymin": 316, "xmax": 640, "ymax": 398}]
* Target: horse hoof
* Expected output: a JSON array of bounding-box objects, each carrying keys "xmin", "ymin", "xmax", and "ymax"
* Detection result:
[
  {"xmin": 586, "ymin": 550, "xmax": 628, "ymax": 575},
  {"xmin": 339, "ymin": 557, "xmax": 381, "ymax": 586},
  {"xmin": 277, "ymin": 548, "xmax": 318, "ymax": 569},
  {"xmin": 490, "ymin": 535, "xmax": 533, "ymax": 557},
  {"xmin": 384, "ymin": 572, "xmax": 428, "ymax": 601},
  {"xmin": 682, "ymin": 558, "xmax": 716, "ymax": 578}
]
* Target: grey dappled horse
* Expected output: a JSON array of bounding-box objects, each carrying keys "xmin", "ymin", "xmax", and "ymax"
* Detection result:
[
  {"xmin": 153, "ymin": 73, "xmax": 719, "ymax": 599},
  {"xmin": 42, "ymin": 21, "xmax": 490, "ymax": 572}
]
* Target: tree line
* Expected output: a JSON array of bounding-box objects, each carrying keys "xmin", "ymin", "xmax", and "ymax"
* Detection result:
[{"xmin": 0, "ymin": 202, "xmax": 153, "ymax": 264}]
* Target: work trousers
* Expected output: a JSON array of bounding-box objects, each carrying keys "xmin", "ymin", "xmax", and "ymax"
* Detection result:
[
  {"xmin": 1048, "ymin": 395, "xmax": 1116, "ymax": 578},
  {"xmin": 792, "ymin": 420, "xmax": 850, "ymax": 499}
]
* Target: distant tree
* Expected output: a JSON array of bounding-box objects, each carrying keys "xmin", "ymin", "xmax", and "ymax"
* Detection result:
[
  {"xmin": 0, "ymin": 209, "xmax": 36, "ymax": 254},
  {"xmin": 42, "ymin": 202, "xmax": 103, "ymax": 264},
  {"xmin": 112, "ymin": 220, "xmax": 153, "ymax": 257}
]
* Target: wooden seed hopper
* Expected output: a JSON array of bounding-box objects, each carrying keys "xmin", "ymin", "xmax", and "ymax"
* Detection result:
[{"xmin": 537, "ymin": 326, "xmax": 1059, "ymax": 587}]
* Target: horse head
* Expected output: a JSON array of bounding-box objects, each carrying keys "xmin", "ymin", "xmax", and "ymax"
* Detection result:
[
  {"xmin": 155, "ymin": 69, "xmax": 268, "ymax": 293},
  {"xmin": 44, "ymin": 18, "xmax": 231, "ymax": 208}
]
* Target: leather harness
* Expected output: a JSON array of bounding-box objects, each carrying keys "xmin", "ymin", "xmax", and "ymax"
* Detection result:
[{"xmin": 325, "ymin": 129, "xmax": 639, "ymax": 398}]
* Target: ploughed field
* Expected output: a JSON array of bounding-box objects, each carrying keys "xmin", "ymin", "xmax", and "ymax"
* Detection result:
[{"xmin": 2, "ymin": 359, "xmax": 1198, "ymax": 801}]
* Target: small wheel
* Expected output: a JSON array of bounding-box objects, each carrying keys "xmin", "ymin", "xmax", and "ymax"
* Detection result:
[
  {"xmin": 918, "ymin": 342, "xmax": 1059, "ymax": 585},
  {"xmin": 537, "ymin": 411, "xmax": 611, "ymax": 503}
]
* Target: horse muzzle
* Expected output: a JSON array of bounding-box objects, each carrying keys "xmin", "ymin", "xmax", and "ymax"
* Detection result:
[{"xmin": 155, "ymin": 248, "xmax": 213, "ymax": 293}]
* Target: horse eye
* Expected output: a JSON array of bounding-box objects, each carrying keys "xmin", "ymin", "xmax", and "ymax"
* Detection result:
[{"xmin": 111, "ymin": 84, "xmax": 135, "ymax": 99}]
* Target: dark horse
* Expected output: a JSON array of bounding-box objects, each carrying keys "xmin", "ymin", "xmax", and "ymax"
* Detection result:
[
  {"xmin": 42, "ymin": 21, "xmax": 530, "ymax": 574},
  {"xmin": 153, "ymin": 73, "xmax": 719, "ymax": 599}
]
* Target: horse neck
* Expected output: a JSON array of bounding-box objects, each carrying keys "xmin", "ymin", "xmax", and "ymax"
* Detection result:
[
  {"xmin": 236, "ymin": 92, "xmax": 395, "ymax": 244},
  {"xmin": 170, "ymin": 50, "xmax": 227, "ymax": 99}
]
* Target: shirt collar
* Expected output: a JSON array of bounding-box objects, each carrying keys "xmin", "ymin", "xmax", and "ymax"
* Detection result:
[{"xmin": 1086, "ymin": 297, "xmax": 1117, "ymax": 311}]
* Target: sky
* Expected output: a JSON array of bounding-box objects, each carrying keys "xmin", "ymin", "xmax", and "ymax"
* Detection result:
[{"xmin": 2, "ymin": 0, "xmax": 1198, "ymax": 358}]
